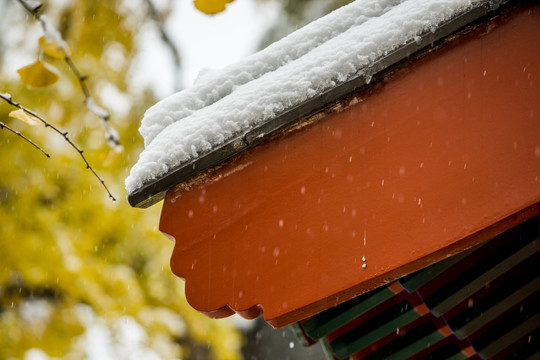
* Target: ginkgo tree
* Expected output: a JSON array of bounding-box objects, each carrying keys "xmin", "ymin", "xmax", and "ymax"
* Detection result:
[
  {"xmin": 2, "ymin": 0, "xmax": 120, "ymax": 201},
  {"xmin": 15, "ymin": 0, "xmax": 121, "ymax": 148},
  {"xmin": 2, "ymin": 0, "xmax": 234, "ymax": 200},
  {"xmin": 0, "ymin": 0, "xmax": 242, "ymax": 359}
]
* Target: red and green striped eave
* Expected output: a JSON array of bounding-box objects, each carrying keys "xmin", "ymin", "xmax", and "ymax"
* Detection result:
[{"xmin": 294, "ymin": 217, "xmax": 540, "ymax": 360}]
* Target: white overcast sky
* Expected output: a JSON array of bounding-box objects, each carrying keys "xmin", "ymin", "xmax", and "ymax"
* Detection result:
[{"xmin": 132, "ymin": 0, "xmax": 279, "ymax": 99}]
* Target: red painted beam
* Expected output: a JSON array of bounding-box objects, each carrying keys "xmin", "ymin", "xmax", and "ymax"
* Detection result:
[{"xmin": 160, "ymin": 5, "xmax": 540, "ymax": 328}]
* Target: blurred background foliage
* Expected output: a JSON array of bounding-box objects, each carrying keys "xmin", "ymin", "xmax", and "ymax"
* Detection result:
[
  {"xmin": 0, "ymin": 1, "xmax": 241, "ymax": 358},
  {"xmin": 0, "ymin": 0, "xmax": 349, "ymax": 359}
]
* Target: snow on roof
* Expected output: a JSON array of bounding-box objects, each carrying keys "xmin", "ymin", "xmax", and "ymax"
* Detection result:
[{"xmin": 126, "ymin": 0, "xmax": 485, "ymax": 197}]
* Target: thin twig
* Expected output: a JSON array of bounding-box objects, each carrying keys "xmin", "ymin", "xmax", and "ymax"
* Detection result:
[
  {"xmin": 0, "ymin": 92, "xmax": 116, "ymax": 202},
  {"xmin": 15, "ymin": 0, "xmax": 42, "ymax": 13},
  {"xmin": 0, "ymin": 120, "xmax": 50, "ymax": 157},
  {"xmin": 16, "ymin": 0, "xmax": 121, "ymax": 150},
  {"xmin": 64, "ymin": 56, "xmax": 90, "ymax": 98},
  {"xmin": 144, "ymin": 0, "xmax": 182, "ymax": 91}
]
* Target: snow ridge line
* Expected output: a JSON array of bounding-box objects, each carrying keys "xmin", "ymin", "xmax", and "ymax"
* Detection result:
[{"xmin": 139, "ymin": 0, "xmax": 403, "ymax": 146}]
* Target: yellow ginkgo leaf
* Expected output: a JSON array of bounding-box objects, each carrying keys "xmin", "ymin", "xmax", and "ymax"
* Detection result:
[
  {"xmin": 39, "ymin": 36, "xmax": 71, "ymax": 59},
  {"xmin": 194, "ymin": 0, "xmax": 234, "ymax": 14},
  {"xmin": 9, "ymin": 109, "xmax": 41, "ymax": 126},
  {"xmin": 17, "ymin": 60, "xmax": 60, "ymax": 87}
]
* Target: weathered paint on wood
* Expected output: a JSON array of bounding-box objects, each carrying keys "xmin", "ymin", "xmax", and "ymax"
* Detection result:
[{"xmin": 160, "ymin": 5, "xmax": 540, "ymax": 328}]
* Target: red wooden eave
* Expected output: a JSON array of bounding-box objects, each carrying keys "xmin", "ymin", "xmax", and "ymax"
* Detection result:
[{"xmin": 159, "ymin": 4, "xmax": 540, "ymax": 328}]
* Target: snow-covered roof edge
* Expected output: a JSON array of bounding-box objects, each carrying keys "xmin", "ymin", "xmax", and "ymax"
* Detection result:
[{"xmin": 127, "ymin": 0, "xmax": 512, "ymax": 208}]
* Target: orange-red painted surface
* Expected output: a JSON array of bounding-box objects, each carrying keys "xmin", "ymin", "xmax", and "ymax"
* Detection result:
[{"xmin": 160, "ymin": 6, "xmax": 540, "ymax": 328}]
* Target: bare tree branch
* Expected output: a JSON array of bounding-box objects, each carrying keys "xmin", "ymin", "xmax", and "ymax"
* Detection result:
[
  {"xmin": 16, "ymin": 0, "xmax": 42, "ymax": 13},
  {"xmin": 144, "ymin": 0, "xmax": 183, "ymax": 91},
  {"xmin": 16, "ymin": 0, "xmax": 122, "ymax": 150},
  {"xmin": 0, "ymin": 92, "xmax": 116, "ymax": 202},
  {"xmin": 0, "ymin": 120, "xmax": 50, "ymax": 157}
]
